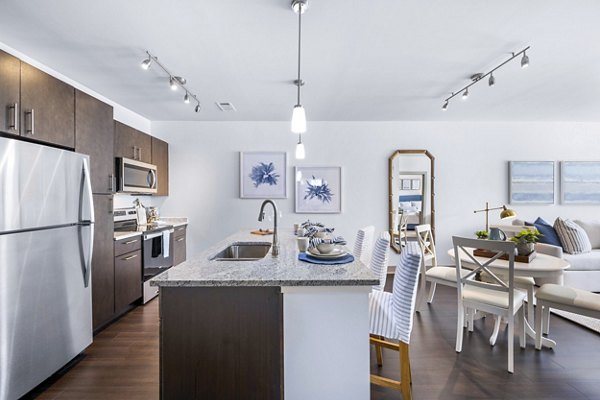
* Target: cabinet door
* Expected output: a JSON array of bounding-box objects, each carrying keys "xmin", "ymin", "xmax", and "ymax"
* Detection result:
[
  {"xmin": 173, "ymin": 230, "xmax": 187, "ymax": 266},
  {"xmin": 91, "ymin": 195, "xmax": 115, "ymax": 330},
  {"xmin": 114, "ymin": 121, "xmax": 152, "ymax": 163},
  {"xmin": 114, "ymin": 249, "xmax": 142, "ymax": 312},
  {"xmin": 75, "ymin": 90, "xmax": 115, "ymax": 194},
  {"xmin": 20, "ymin": 62, "xmax": 75, "ymax": 148},
  {"xmin": 0, "ymin": 50, "xmax": 20, "ymax": 136},
  {"xmin": 151, "ymin": 136, "xmax": 169, "ymax": 195}
]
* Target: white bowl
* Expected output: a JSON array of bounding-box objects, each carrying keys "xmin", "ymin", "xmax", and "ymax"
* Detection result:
[{"xmin": 317, "ymin": 243, "xmax": 335, "ymax": 254}]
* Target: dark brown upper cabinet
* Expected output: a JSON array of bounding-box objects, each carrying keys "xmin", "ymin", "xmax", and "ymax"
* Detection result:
[
  {"xmin": 75, "ymin": 90, "xmax": 115, "ymax": 194},
  {"xmin": 0, "ymin": 50, "xmax": 21, "ymax": 136},
  {"xmin": 151, "ymin": 136, "xmax": 169, "ymax": 196},
  {"xmin": 20, "ymin": 62, "xmax": 75, "ymax": 148},
  {"xmin": 114, "ymin": 121, "xmax": 152, "ymax": 164}
]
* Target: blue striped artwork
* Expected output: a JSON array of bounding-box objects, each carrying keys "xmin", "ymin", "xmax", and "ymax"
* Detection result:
[
  {"xmin": 561, "ymin": 161, "xmax": 600, "ymax": 204},
  {"xmin": 509, "ymin": 161, "xmax": 555, "ymax": 204}
]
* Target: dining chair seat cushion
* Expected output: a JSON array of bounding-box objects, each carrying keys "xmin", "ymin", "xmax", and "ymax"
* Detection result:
[
  {"xmin": 426, "ymin": 266, "xmax": 469, "ymax": 282},
  {"xmin": 369, "ymin": 290, "xmax": 397, "ymax": 339},
  {"xmin": 481, "ymin": 272, "xmax": 535, "ymax": 287},
  {"xmin": 463, "ymin": 286, "xmax": 527, "ymax": 309},
  {"xmin": 536, "ymin": 284, "xmax": 600, "ymax": 312}
]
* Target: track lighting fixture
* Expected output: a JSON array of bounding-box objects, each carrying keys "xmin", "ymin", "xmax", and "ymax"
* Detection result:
[
  {"xmin": 140, "ymin": 50, "xmax": 202, "ymax": 113},
  {"xmin": 291, "ymin": 0, "xmax": 309, "ymax": 144},
  {"xmin": 295, "ymin": 134, "xmax": 306, "ymax": 159},
  {"xmin": 441, "ymin": 46, "xmax": 530, "ymax": 111},
  {"xmin": 521, "ymin": 52, "xmax": 529, "ymax": 68}
]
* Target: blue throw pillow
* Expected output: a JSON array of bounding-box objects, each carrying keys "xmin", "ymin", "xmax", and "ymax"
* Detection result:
[{"xmin": 527, "ymin": 217, "xmax": 562, "ymax": 247}]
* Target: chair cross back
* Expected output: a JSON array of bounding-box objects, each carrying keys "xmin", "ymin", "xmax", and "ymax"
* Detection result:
[{"xmin": 415, "ymin": 224, "xmax": 436, "ymax": 267}]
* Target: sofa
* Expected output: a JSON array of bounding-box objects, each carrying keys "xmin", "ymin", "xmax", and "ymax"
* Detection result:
[{"xmin": 511, "ymin": 218, "xmax": 600, "ymax": 293}]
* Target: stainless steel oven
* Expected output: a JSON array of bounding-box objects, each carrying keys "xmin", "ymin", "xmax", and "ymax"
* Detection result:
[
  {"xmin": 142, "ymin": 228, "xmax": 173, "ymax": 303},
  {"xmin": 116, "ymin": 157, "xmax": 158, "ymax": 194}
]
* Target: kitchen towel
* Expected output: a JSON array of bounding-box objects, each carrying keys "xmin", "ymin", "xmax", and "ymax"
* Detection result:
[
  {"xmin": 163, "ymin": 230, "xmax": 171, "ymax": 258},
  {"xmin": 298, "ymin": 253, "xmax": 354, "ymax": 265}
]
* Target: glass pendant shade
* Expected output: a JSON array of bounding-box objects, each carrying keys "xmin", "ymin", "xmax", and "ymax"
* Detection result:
[
  {"xmin": 291, "ymin": 105, "xmax": 306, "ymax": 133},
  {"xmin": 295, "ymin": 141, "xmax": 306, "ymax": 159}
]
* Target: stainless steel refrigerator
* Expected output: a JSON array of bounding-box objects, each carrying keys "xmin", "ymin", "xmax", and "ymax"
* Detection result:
[{"xmin": 0, "ymin": 136, "xmax": 94, "ymax": 400}]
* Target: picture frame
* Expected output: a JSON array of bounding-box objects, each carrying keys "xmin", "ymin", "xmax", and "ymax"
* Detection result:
[
  {"xmin": 560, "ymin": 161, "xmax": 600, "ymax": 204},
  {"xmin": 240, "ymin": 151, "xmax": 287, "ymax": 199},
  {"xmin": 295, "ymin": 166, "xmax": 342, "ymax": 213},
  {"xmin": 509, "ymin": 161, "xmax": 555, "ymax": 204},
  {"xmin": 401, "ymin": 179, "xmax": 411, "ymax": 190},
  {"xmin": 411, "ymin": 179, "xmax": 420, "ymax": 190}
]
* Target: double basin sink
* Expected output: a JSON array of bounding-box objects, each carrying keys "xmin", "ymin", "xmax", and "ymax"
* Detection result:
[{"xmin": 211, "ymin": 242, "xmax": 272, "ymax": 261}]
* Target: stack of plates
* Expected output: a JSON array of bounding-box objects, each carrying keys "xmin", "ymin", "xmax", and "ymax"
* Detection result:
[{"xmin": 307, "ymin": 246, "xmax": 348, "ymax": 260}]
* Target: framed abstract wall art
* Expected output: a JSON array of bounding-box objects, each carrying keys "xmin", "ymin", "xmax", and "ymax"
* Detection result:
[
  {"xmin": 240, "ymin": 152, "xmax": 287, "ymax": 198},
  {"xmin": 509, "ymin": 161, "xmax": 555, "ymax": 204},
  {"xmin": 295, "ymin": 166, "xmax": 342, "ymax": 213},
  {"xmin": 560, "ymin": 161, "xmax": 600, "ymax": 204}
]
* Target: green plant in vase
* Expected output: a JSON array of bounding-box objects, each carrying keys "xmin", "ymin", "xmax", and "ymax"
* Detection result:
[
  {"xmin": 475, "ymin": 230, "xmax": 489, "ymax": 239},
  {"xmin": 510, "ymin": 228, "xmax": 543, "ymax": 256}
]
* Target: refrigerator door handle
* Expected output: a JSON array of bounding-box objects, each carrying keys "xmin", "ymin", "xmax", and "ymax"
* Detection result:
[{"xmin": 78, "ymin": 158, "xmax": 95, "ymax": 288}]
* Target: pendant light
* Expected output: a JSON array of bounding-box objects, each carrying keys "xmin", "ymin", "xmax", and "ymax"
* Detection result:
[{"xmin": 291, "ymin": 0, "xmax": 308, "ymax": 159}]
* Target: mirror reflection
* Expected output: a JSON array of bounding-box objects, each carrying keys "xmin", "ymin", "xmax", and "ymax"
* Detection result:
[{"xmin": 389, "ymin": 150, "xmax": 435, "ymax": 253}]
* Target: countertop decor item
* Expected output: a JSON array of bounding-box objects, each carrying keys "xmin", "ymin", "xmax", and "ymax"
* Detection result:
[
  {"xmin": 251, "ymin": 229, "xmax": 273, "ymax": 235},
  {"xmin": 295, "ymin": 166, "xmax": 342, "ymax": 213},
  {"xmin": 240, "ymin": 152, "xmax": 287, "ymax": 199},
  {"xmin": 473, "ymin": 201, "xmax": 517, "ymax": 232},
  {"xmin": 475, "ymin": 230, "xmax": 489, "ymax": 239},
  {"xmin": 299, "ymin": 252, "xmax": 354, "ymax": 265}
]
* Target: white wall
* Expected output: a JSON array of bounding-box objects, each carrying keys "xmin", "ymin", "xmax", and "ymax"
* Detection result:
[{"xmin": 151, "ymin": 121, "xmax": 600, "ymax": 263}]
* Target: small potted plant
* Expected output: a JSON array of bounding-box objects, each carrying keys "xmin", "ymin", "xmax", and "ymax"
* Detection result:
[
  {"xmin": 475, "ymin": 230, "xmax": 489, "ymax": 240},
  {"xmin": 510, "ymin": 228, "xmax": 543, "ymax": 256}
]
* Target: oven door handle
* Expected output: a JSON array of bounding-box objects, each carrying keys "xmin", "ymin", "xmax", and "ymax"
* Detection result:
[{"xmin": 144, "ymin": 229, "xmax": 174, "ymax": 240}]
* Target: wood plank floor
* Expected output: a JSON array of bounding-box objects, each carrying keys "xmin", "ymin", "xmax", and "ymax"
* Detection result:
[{"xmin": 27, "ymin": 283, "xmax": 600, "ymax": 400}]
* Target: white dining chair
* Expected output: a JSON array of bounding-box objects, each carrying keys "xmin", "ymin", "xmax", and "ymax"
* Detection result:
[
  {"xmin": 414, "ymin": 224, "xmax": 469, "ymax": 312},
  {"xmin": 452, "ymin": 237, "xmax": 527, "ymax": 373},
  {"xmin": 369, "ymin": 242, "xmax": 422, "ymax": 400},
  {"xmin": 368, "ymin": 232, "xmax": 391, "ymax": 292},
  {"xmin": 353, "ymin": 225, "xmax": 375, "ymax": 266}
]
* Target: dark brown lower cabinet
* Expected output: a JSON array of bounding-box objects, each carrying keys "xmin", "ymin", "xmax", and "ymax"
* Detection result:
[
  {"xmin": 114, "ymin": 249, "xmax": 142, "ymax": 313},
  {"xmin": 91, "ymin": 195, "xmax": 114, "ymax": 329},
  {"xmin": 173, "ymin": 226, "xmax": 187, "ymax": 266},
  {"xmin": 160, "ymin": 287, "xmax": 283, "ymax": 400}
]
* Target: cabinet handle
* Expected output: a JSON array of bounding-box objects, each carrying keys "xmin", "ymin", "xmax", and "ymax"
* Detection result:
[
  {"xmin": 123, "ymin": 239, "xmax": 138, "ymax": 245},
  {"xmin": 139, "ymin": 147, "xmax": 142, "ymax": 161},
  {"xmin": 132, "ymin": 146, "xmax": 137, "ymax": 160},
  {"xmin": 176, "ymin": 237, "xmax": 185, "ymax": 242},
  {"xmin": 108, "ymin": 174, "xmax": 114, "ymax": 192},
  {"xmin": 123, "ymin": 254, "xmax": 138, "ymax": 261},
  {"xmin": 7, "ymin": 103, "xmax": 18, "ymax": 131},
  {"xmin": 25, "ymin": 109, "xmax": 35, "ymax": 135}
]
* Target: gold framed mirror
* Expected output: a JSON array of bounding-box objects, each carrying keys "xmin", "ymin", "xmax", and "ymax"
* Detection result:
[{"xmin": 388, "ymin": 150, "xmax": 435, "ymax": 253}]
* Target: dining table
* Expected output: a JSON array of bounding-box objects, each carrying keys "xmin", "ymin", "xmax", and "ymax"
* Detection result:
[{"xmin": 447, "ymin": 247, "xmax": 570, "ymax": 348}]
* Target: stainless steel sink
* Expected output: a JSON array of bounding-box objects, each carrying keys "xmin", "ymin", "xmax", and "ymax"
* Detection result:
[{"xmin": 211, "ymin": 242, "xmax": 272, "ymax": 261}]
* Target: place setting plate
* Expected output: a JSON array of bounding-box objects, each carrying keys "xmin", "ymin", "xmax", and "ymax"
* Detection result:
[{"xmin": 306, "ymin": 245, "xmax": 348, "ymax": 260}]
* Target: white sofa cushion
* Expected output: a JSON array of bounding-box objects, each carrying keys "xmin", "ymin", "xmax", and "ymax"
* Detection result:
[
  {"xmin": 574, "ymin": 220, "xmax": 600, "ymax": 249},
  {"xmin": 563, "ymin": 250, "xmax": 600, "ymax": 271},
  {"xmin": 554, "ymin": 218, "xmax": 592, "ymax": 254}
]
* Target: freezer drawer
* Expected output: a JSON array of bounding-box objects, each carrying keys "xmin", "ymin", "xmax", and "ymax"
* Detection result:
[{"xmin": 0, "ymin": 225, "xmax": 92, "ymax": 400}]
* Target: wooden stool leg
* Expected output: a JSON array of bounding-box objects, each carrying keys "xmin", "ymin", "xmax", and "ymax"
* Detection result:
[
  {"xmin": 400, "ymin": 342, "xmax": 412, "ymax": 400},
  {"xmin": 375, "ymin": 335, "xmax": 384, "ymax": 367}
]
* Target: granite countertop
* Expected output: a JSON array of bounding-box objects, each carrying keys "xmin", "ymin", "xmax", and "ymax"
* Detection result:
[{"xmin": 150, "ymin": 229, "xmax": 378, "ymax": 288}]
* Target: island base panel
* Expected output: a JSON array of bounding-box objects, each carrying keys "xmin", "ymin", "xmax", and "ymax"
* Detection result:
[{"xmin": 159, "ymin": 287, "xmax": 283, "ymax": 400}]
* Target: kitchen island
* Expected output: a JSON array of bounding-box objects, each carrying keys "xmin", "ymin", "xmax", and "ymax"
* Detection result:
[{"xmin": 151, "ymin": 230, "xmax": 377, "ymax": 400}]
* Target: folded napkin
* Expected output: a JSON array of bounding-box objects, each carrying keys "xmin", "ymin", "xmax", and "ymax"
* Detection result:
[
  {"xmin": 309, "ymin": 236, "xmax": 347, "ymax": 249},
  {"xmin": 301, "ymin": 220, "xmax": 325, "ymax": 229}
]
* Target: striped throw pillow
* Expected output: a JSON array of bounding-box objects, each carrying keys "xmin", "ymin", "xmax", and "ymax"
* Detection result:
[{"xmin": 554, "ymin": 218, "xmax": 592, "ymax": 255}]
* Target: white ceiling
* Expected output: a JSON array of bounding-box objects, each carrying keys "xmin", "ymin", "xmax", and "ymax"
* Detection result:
[{"xmin": 1, "ymin": 0, "xmax": 599, "ymax": 121}]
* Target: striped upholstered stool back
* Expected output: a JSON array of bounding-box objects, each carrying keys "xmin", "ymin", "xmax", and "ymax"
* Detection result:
[
  {"xmin": 369, "ymin": 232, "xmax": 391, "ymax": 292},
  {"xmin": 392, "ymin": 242, "xmax": 422, "ymax": 344},
  {"xmin": 353, "ymin": 225, "xmax": 375, "ymax": 266}
]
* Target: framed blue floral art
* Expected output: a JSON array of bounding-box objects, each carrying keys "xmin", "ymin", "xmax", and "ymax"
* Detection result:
[
  {"xmin": 240, "ymin": 151, "xmax": 287, "ymax": 198},
  {"xmin": 295, "ymin": 166, "xmax": 342, "ymax": 213}
]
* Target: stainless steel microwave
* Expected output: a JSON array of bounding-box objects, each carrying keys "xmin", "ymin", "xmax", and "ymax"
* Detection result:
[{"xmin": 116, "ymin": 157, "xmax": 158, "ymax": 194}]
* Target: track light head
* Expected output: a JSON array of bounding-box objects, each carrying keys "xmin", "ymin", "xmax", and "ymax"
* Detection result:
[
  {"xmin": 521, "ymin": 52, "xmax": 529, "ymax": 68},
  {"xmin": 184, "ymin": 93, "xmax": 190, "ymax": 104},
  {"xmin": 462, "ymin": 88, "xmax": 469, "ymax": 100},
  {"xmin": 170, "ymin": 77, "xmax": 178, "ymax": 91},
  {"xmin": 442, "ymin": 101, "xmax": 448, "ymax": 111},
  {"xmin": 488, "ymin": 73, "xmax": 495, "ymax": 87},
  {"xmin": 292, "ymin": 0, "xmax": 308, "ymax": 14},
  {"xmin": 195, "ymin": 104, "xmax": 201, "ymax": 113},
  {"xmin": 141, "ymin": 57, "xmax": 152, "ymax": 70}
]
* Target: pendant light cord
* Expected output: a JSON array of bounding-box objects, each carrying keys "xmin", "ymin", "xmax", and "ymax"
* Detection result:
[{"xmin": 296, "ymin": 5, "xmax": 302, "ymax": 106}]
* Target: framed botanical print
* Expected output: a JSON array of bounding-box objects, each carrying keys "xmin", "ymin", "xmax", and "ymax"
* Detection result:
[
  {"xmin": 295, "ymin": 166, "xmax": 342, "ymax": 213},
  {"xmin": 240, "ymin": 152, "xmax": 287, "ymax": 198}
]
